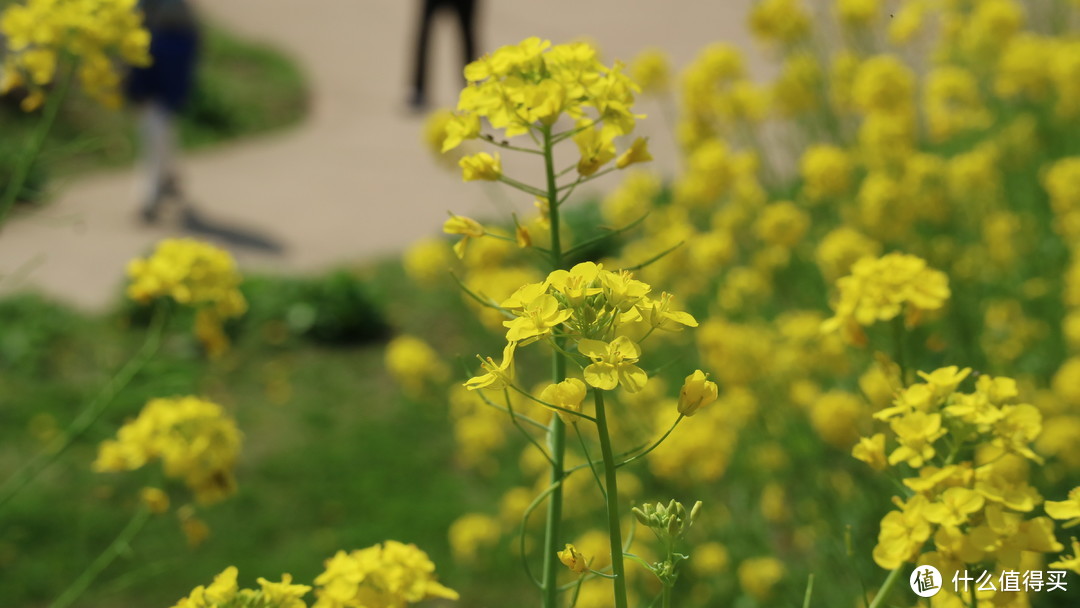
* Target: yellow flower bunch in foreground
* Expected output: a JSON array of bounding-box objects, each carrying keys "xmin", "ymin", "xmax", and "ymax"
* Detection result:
[
  {"xmin": 0, "ymin": 0, "xmax": 150, "ymax": 109},
  {"xmin": 172, "ymin": 566, "xmax": 311, "ymax": 608},
  {"xmin": 466, "ymin": 261, "xmax": 698, "ymax": 398},
  {"xmin": 855, "ymin": 366, "xmax": 1080, "ymax": 602},
  {"xmin": 93, "ymin": 396, "xmax": 242, "ymax": 505},
  {"xmin": 128, "ymin": 239, "xmax": 248, "ymax": 356},
  {"xmin": 170, "ymin": 542, "xmax": 456, "ymax": 608},
  {"xmin": 313, "ymin": 541, "xmax": 459, "ymax": 608}
]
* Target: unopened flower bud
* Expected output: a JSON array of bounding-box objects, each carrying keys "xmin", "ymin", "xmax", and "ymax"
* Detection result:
[
  {"xmin": 677, "ymin": 370, "xmax": 718, "ymax": 416},
  {"xmin": 516, "ymin": 225, "xmax": 532, "ymax": 248},
  {"xmin": 632, "ymin": 506, "xmax": 650, "ymax": 527},
  {"xmin": 690, "ymin": 500, "xmax": 703, "ymax": 523}
]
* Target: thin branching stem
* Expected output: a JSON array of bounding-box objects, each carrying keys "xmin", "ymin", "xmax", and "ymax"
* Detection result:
[
  {"xmin": 623, "ymin": 240, "xmax": 686, "ymax": 272},
  {"xmin": 617, "ymin": 414, "xmax": 684, "ymax": 469},
  {"xmin": 498, "ymin": 174, "xmax": 549, "ymax": 198},
  {"xmin": 505, "ymin": 390, "xmax": 554, "ymax": 465},
  {"xmin": 0, "ymin": 304, "xmax": 170, "ymax": 511},
  {"xmin": 50, "ymin": 505, "xmax": 152, "ymax": 608},
  {"xmin": 481, "ymin": 134, "xmax": 544, "ymax": 155},
  {"xmin": 573, "ymin": 423, "xmax": 607, "ymax": 501},
  {"xmin": 0, "ymin": 60, "xmax": 75, "ymax": 227}
]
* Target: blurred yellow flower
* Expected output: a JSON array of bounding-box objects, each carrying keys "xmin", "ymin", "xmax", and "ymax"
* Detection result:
[
  {"xmin": 823, "ymin": 253, "xmax": 950, "ymax": 333},
  {"xmin": 94, "ymin": 396, "xmax": 241, "ymax": 505},
  {"xmin": 313, "ymin": 542, "xmax": 457, "ymax": 608},
  {"xmin": 1, "ymin": 0, "xmax": 150, "ymax": 109},
  {"xmin": 459, "ymin": 151, "xmax": 501, "ymax": 182},
  {"xmin": 737, "ymin": 556, "xmax": 785, "ymax": 601},
  {"xmin": 630, "ymin": 48, "xmax": 670, "ymax": 95},
  {"xmin": 448, "ymin": 513, "xmax": 500, "ymax": 563}
]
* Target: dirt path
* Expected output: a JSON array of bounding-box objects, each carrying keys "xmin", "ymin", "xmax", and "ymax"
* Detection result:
[{"xmin": 0, "ymin": 0, "xmax": 763, "ymax": 310}]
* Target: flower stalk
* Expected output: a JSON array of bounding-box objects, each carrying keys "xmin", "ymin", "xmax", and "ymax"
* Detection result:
[
  {"xmin": 540, "ymin": 124, "xmax": 568, "ymax": 608},
  {"xmin": 0, "ymin": 61, "xmax": 74, "ymax": 227},
  {"xmin": 593, "ymin": 389, "xmax": 630, "ymax": 608}
]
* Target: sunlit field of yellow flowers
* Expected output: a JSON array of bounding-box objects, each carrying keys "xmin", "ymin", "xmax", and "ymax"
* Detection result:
[{"xmin": 3, "ymin": 0, "xmax": 1080, "ymax": 607}]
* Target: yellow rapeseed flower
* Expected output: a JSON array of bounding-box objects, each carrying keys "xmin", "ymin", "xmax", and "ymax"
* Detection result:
[
  {"xmin": 539, "ymin": 378, "xmax": 588, "ymax": 423},
  {"xmin": 578, "ymin": 336, "xmax": 648, "ymax": 393},
  {"xmin": 459, "ymin": 152, "xmax": 502, "ymax": 182},
  {"xmin": 464, "ymin": 341, "xmax": 516, "ymax": 391},
  {"xmin": 443, "ymin": 214, "xmax": 485, "ymax": 259},
  {"xmin": 677, "ymin": 370, "xmax": 718, "ymax": 417},
  {"xmin": 1, "ymin": 0, "xmax": 150, "ymax": 109},
  {"xmin": 558, "ymin": 543, "xmax": 590, "ymax": 574},
  {"xmin": 630, "ymin": 48, "xmax": 671, "ymax": 95},
  {"xmin": 127, "ymin": 239, "xmax": 247, "ymax": 356},
  {"xmin": 94, "ymin": 396, "xmax": 242, "ymax": 505},
  {"xmin": 823, "ymin": 252, "xmax": 950, "ymax": 334},
  {"xmin": 313, "ymin": 542, "xmax": 458, "ymax": 608},
  {"xmin": 748, "ymin": 0, "xmax": 811, "ymax": 47}
]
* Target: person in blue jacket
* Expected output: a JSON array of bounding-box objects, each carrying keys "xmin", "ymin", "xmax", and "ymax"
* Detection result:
[{"xmin": 126, "ymin": 0, "xmax": 200, "ymax": 223}]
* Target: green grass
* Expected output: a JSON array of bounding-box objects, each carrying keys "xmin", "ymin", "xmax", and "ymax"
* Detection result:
[
  {"xmin": 0, "ymin": 260, "xmax": 485, "ymax": 607},
  {"xmin": 0, "ymin": 22, "xmax": 308, "ymax": 203}
]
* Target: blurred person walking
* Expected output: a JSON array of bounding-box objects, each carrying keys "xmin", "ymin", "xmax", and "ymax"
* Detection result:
[
  {"xmin": 409, "ymin": 0, "xmax": 478, "ymax": 111},
  {"xmin": 127, "ymin": 0, "xmax": 200, "ymax": 223}
]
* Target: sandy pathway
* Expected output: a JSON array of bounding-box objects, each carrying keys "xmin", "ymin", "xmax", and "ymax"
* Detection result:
[{"xmin": 0, "ymin": 0, "xmax": 765, "ymax": 310}]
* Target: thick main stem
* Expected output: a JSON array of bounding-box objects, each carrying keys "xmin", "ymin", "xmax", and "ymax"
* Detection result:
[
  {"xmin": 540, "ymin": 126, "xmax": 568, "ymax": 608},
  {"xmin": 0, "ymin": 61, "xmax": 75, "ymax": 228},
  {"xmin": 594, "ymin": 390, "xmax": 629, "ymax": 608}
]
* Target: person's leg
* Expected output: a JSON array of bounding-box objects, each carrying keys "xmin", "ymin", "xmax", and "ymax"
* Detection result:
[
  {"xmin": 411, "ymin": 0, "xmax": 441, "ymax": 109},
  {"xmin": 138, "ymin": 100, "xmax": 177, "ymax": 222},
  {"xmin": 455, "ymin": 0, "xmax": 478, "ymax": 80}
]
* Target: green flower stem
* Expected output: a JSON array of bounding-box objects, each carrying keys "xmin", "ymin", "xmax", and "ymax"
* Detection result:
[
  {"xmin": 891, "ymin": 316, "xmax": 908, "ymax": 386},
  {"xmin": 593, "ymin": 389, "xmax": 629, "ymax": 608},
  {"xmin": 867, "ymin": 566, "xmax": 903, "ymax": 608},
  {"xmin": 803, "ymin": 573, "xmax": 815, "ymax": 608},
  {"xmin": 540, "ymin": 124, "xmax": 568, "ymax": 608},
  {"xmin": 662, "ymin": 585, "xmax": 672, "ymax": 608},
  {"xmin": 50, "ymin": 504, "xmax": 152, "ymax": 608},
  {"xmin": 617, "ymin": 414, "xmax": 683, "ymax": 469},
  {"xmin": 0, "ymin": 60, "xmax": 75, "ymax": 228},
  {"xmin": 0, "ymin": 304, "xmax": 169, "ymax": 512}
]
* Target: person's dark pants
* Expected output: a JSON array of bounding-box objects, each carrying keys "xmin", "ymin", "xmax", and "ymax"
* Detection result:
[{"xmin": 412, "ymin": 0, "xmax": 477, "ymax": 106}]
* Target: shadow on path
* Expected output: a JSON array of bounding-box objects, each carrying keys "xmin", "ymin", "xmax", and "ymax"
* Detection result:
[{"xmin": 180, "ymin": 203, "xmax": 286, "ymax": 254}]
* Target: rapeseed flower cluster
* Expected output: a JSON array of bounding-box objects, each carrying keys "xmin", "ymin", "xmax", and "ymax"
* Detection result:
[
  {"xmin": 127, "ymin": 239, "xmax": 248, "ymax": 357},
  {"xmin": 171, "ymin": 566, "xmax": 311, "ymax": 608},
  {"xmin": 442, "ymin": 37, "xmax": 649, "ymax": 182},
  {"xmin": 93, "ymin": 396, "xmax": 241, "ymax": 505},
  {"xmin": 0, "ymin": 0, "xmax": 150, "ymax": 110},
  {"xmin": 313, "ymin": 541, "xmax": 459, "ymax": 608},
  {"xmin": 823, "ymin": 252, "xmax": 950, "ymax": 338},
  {"xmin": 857, "ymin": 367, "xmax": 1080, "ymax": 603},
  {"xmin": 465, "ymin": 261, "xmax": 698, "ymax": 399}
]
